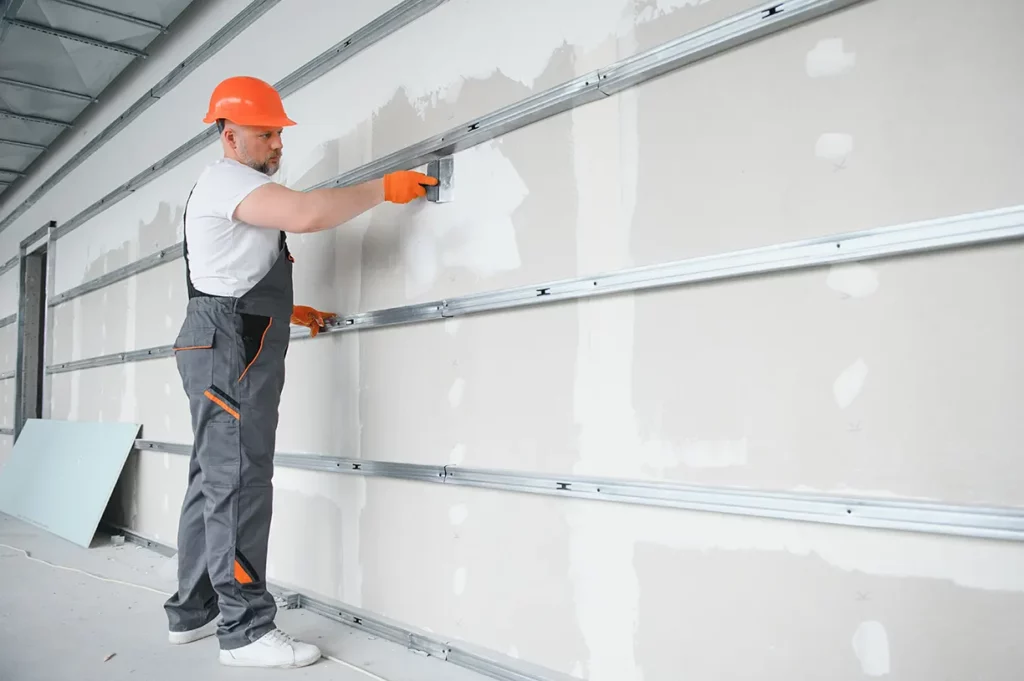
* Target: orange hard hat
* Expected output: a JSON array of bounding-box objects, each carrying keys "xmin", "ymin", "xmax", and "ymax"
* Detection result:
[{"xmin": 203, "ymin": 75, "xmax": 296, "ymax": 127}]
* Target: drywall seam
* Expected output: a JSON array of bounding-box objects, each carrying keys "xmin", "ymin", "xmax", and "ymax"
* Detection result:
[
  {"xmin": 0, "ymin": 0, "xmax": 283, "ymax": 234},
  {"xmin": 43, "ymin": 204, "xmax": 1024, "ymax": 372}
]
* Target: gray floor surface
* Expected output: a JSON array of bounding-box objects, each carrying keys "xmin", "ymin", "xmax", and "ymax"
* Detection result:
[{"xmin": 0, "ymin": 514, "xmax": 488, "ymax": 681}]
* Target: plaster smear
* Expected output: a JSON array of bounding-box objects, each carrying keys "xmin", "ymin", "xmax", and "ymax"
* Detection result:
[
  {"xmin": 852, "ymin": 621, "xmax": 891, "ymax": 676},
  {"xmin": 449, "ymin": 504, "xmax": 469, "ymax": 526},
  {"xmin": 402, "ymin": 143, "xmax": 526, "ymax": 299},
  {"xmin": 453, "ymin": 567, "xmax": 467, "ymax": 596},
  {"xmin": 816, "ymin": 133, "xmax": 854, "ymax": 164},
  {"xmin": 827, "ymin": 263, "xmax": 879, "ymax": 298},
  {"xmin": 833, "ymin": 358, "xmax": 868, "ymax": 409},
  {"xmin": 806, "ymin": 38, "xmax": 857, "ymax": 77},
  {"xmin": 448, "ymin": 378, "xmax": 466, "ymax": 408},
  {"xmin": 449, "ymin": 443, "xmax": 467, "ymax": 466}
]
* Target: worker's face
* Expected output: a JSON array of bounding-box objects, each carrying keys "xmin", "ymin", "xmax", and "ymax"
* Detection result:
[{"xmin": 225, "ymin": 123, "xmax": 283, "ymax": 176}]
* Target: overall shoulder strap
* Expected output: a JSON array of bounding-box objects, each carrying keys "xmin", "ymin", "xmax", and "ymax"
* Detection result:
[{"xmin": 182, "ymin": 183, "xmax": 203, "ymax": 299}]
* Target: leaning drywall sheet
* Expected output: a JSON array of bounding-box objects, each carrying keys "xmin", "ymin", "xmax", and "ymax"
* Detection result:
[{"xmin": 0, "ymin": 418, "xmax": 141, "ymax": 547}]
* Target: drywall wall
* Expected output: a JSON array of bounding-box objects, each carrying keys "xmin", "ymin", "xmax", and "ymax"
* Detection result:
[{"xmin": 6, "ymin": 0, "xmax": 1024, "ymax": 678}]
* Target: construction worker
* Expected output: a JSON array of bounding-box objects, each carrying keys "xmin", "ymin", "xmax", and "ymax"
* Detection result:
[{"xmin": 163, "ymin": 75, "xmax": 437, "ymax": 668}]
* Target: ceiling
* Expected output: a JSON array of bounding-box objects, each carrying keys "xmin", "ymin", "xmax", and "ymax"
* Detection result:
[{"xmin": 0, "ymin": 0, "xmax": 198, "ymax": 197}]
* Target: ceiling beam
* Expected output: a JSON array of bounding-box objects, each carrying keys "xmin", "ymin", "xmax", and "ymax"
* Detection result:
[
  {"xmin": 0, "ymin": 168, "xmax": 24, "ymax": 177},
  {"xmin": 0, "ymin": 137, "xmax": 45, "ymax": 151},
  {"xmin": 3, "ymin": 17, "xmax": 148, "ymax": 58},
  {"xmin": 45, "ymin": 0, "xmax": 167, "ymax": 34},
  {"xmin": 0, "ymin": 109, "xmax": 71, "ymax": 128},
  {"xmin": 0, "ymin": 76, "xmax": 92, "ymax": 102}
]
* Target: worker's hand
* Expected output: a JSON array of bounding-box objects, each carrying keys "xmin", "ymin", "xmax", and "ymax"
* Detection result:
[
  {"xmin": 291, "ymin": 305, "xmax": 337, "ymax": 338},
  {"xmin": 383, "ymin": 170, "xmax": 437, "ymax": 204}
]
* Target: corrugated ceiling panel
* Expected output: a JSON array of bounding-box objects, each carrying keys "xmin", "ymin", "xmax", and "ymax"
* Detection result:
[
  {"xmin": 0, "ymin": 25, "xmax": 133, "ymax": 94},
  {"xmin": 0, "ymin": 117, "xmax": 64, "ymax": 147},
  {"xmin": 0, "ymin": 81, "xmax": 88, "ymax": 121},
  {"xmin": 68, "ymin": 0, "xmax": 195, "ymax": 26},
  {"xmin": 0, "ymin": 143, "xmax": 41, "ymax": 171},
  {"xmin": 19, "ymin": 0, "xmax": 161, "ymax": 51}
]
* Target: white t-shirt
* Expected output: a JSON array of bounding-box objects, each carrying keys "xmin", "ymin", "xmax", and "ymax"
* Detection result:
[{"xmin": 184, "ymin": 158, "xmax": 280, "ymax": 298}]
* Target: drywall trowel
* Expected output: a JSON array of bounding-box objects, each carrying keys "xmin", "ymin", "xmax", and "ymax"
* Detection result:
[{"xmin": 426, "ymin": 156, "xmax": 453, "ymax": 202}]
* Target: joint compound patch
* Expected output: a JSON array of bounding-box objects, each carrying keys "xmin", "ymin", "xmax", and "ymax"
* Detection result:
[
  {"xmin": 827, "ymin": 264, "xmax": 879, "ymax": 298},
  {"xmin": 448, "ymin": 378, "xmax": 466, "ymax": 407},
  {"xmin": 816, "ymin": 133, "xmax": 854, "ymax": 165},
  {"xmin": 449, "ymin": 444, "xmax": 466, "ymax": 466},
  {"xmin": 806, "ymin": 38, "xmax": 856, "ymax": 77},
  {"xmin": 834, "ymin": 359, "xmax": 868, "ymax": 409},
  {"xmin": 453, "ymin": 567, "xmax": 467, "ymax": 595},
  {"xmin": 852, "ymin": 621, "xmax": 890, "ymax": 676}
]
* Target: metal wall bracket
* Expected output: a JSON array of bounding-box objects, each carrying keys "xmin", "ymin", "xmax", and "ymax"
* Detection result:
[{"xmin": 426, "ymin": 156, "xmax": 453, "ymax": 202}]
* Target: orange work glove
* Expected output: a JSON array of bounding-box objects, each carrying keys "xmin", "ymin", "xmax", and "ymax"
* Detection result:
[
  {"xmin": 383, "ymin": 170, "xmax": 438, "ymax": 204},
  {"xmin": 291, "ymin": 305, "xmax": 337, "ymax": 338}
]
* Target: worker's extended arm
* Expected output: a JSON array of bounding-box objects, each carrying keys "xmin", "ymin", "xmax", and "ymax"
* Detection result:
[{"xmin": 234, "ymin": 170, "xmax": 437, "ymax": 234}]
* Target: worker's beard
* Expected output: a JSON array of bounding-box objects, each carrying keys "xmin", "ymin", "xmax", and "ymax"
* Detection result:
[{"xmin": 236, "ymin": 139, "xmax": 280, "ymax": 176}]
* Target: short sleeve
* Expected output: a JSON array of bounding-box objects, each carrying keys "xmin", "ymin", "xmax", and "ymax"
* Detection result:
[{"xmin": 205, "ymin": 160, "xmax": 274, "ymax": 221}]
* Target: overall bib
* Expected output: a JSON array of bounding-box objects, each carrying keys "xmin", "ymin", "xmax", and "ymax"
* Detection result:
[{"xmin": 164, "ymin": 188, "xmax": 293, "ymax": 650}]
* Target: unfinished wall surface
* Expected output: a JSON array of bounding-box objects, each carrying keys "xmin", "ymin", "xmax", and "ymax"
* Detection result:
[{"xmin": 2, "ymin": 0, "xmax": 1023, "ymax": 679}]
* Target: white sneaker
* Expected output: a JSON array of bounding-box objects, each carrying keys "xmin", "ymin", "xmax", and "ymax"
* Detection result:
[
  {"xmin": 218, "ymin": 628, "xmax": 322, "ymax": 668},
  {"xmin": 168, "ymin": 617, "xmax": 219, "ymax": 645}
]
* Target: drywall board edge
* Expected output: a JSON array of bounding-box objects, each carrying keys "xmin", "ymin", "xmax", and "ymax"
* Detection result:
[
  {"xmin": 0, "ymin": 418, "xmax": 141, "ymax": 547},
  {"xmin": 134, "ymin": 440, "xmax": 1024, "ymax": 542},
  {"xmin": 0, "ymin": 0, "xmax": 282, "ymax": 235},
  {"xmin": 45, "ymin": 204, "xmax": 1024, "ymax": 373},
  {"xmin": 93, "ymin": 521, "xmax": 568, "ymax": 681},
  {"xmin": 49, "ymin": 0, "xmax": 448, "ymax": 242}
]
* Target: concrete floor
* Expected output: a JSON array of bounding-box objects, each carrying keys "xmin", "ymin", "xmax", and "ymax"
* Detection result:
[{"xmin": 0, "ymin": 514, "xmax": 488, "ymax": 681}]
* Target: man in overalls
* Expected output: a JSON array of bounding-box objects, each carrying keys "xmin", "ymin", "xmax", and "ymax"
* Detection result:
[{"xmin": 164, "ymin": 75, "xmax": 436, "ymax": 668}]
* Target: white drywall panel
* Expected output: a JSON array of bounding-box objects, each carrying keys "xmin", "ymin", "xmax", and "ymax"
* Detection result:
[
  {"xmin": 0, "ymin": 379, "xmax": 13, "ymax": 430},
  {"xmin": 47, "ymin": 360, "xmax": 190, "ymax": 443},
  {"xmin": 50, "ymin": 260, "xmax": 185, "ymax": 364},
  {"xmin": 0, "ymin": 434, "xmax": 11, "ymax": 468},
  {"xmin": 0, "ymin": 269, "xmax": 18, "ymax": 318},
  {"xmin": 0, "ymin": 323, "xmax": 16, "ymax": 374},
  {"xmin": 0, "ymin": 0, "xmax": 255, "ymax": 232},
  {"xmin": 107, "ymin": 461, "xmax": 1024, "ymax": 680},
  {"xmin": 52, "ymin": 146, "xmax": 216, "ymax": 295}
]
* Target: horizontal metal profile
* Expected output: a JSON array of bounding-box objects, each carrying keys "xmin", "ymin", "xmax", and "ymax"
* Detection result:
[
  {"xmin": 0, "ymin": 313, "xmax": 16, "ymax": 329},
  {"xmin": 0, "ymin": 75, "xmax": 93, "ymax": 101},
  {"xmin": 313, "ymin": 0, "xmax": 867, "ymax": 192},
  {"xmin": 273, "ymin": 0, "xmax": 448, "ymax": 97},
  {"xmin": 135, "ymin": 439, "xmax": 1024, "ymax": 542},
  {"xmin": 329, "ymin": 204, "xmax": 1024, "ymax": 330},
  {"xmin": 0, "ymin": 255, "xmax": 17, "ymax": 276},
  {"xmin": 19, "ymin": 221, "xmax": 51, "ymax": 249},
  {"xmin": 48, "ymin": 0, "xmax": 447, "ymax": 241},
  {"xmin": 0, "ymin": 137, "xmax": 46, "ymax": 151},
  {"xmin": 0, "ymin": 370, "xmax": 14, "ymax": 380},
  {"xmin": 48, "ymin": 0, "xmax": 168, "ymax": 33},
  {"xmin": 46, "ymin": 344, "xmax": 172, "ymax": 374},
  {"xmin": 0, "ymin": 427, "xmax": 12, "ymax": 435},
  {"xmin": 0, "ymin": 0, "xmax": 281, "ymax": 235},
  {"xmin": 97, "ymin": 520, "xmax": 555, "ymax": 681},
  {"xmin": 49, "ymin": 242, "xmax": 182, "ymax": 306},
  {"xmin": 596, "ymin": 0, "xmax": 864, "ymax": 96},
  {"xmin": 3, "ymin": 17, "xmax": 148, "ymax": 58},
  {"xmin": 0, "ymin": 109, "xmax": 70, "ymax": 128},
  {"xmin": 44, "ymin": 205, "xmax": 1024, "ymax": 373}
]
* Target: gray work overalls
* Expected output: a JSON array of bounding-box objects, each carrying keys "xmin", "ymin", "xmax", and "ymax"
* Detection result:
[{"xmin": 164, "ymin": 185, "xmax": 293, "ymax": 650}]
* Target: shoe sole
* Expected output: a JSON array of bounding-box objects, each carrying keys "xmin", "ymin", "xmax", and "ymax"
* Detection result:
[
  {"xmin": 168, "ymin": 619, "xmax": 219, "ymax": 645},
  {"xmin": 218, "ymin": 651, "xmax": 322, "ymax": 668}
]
